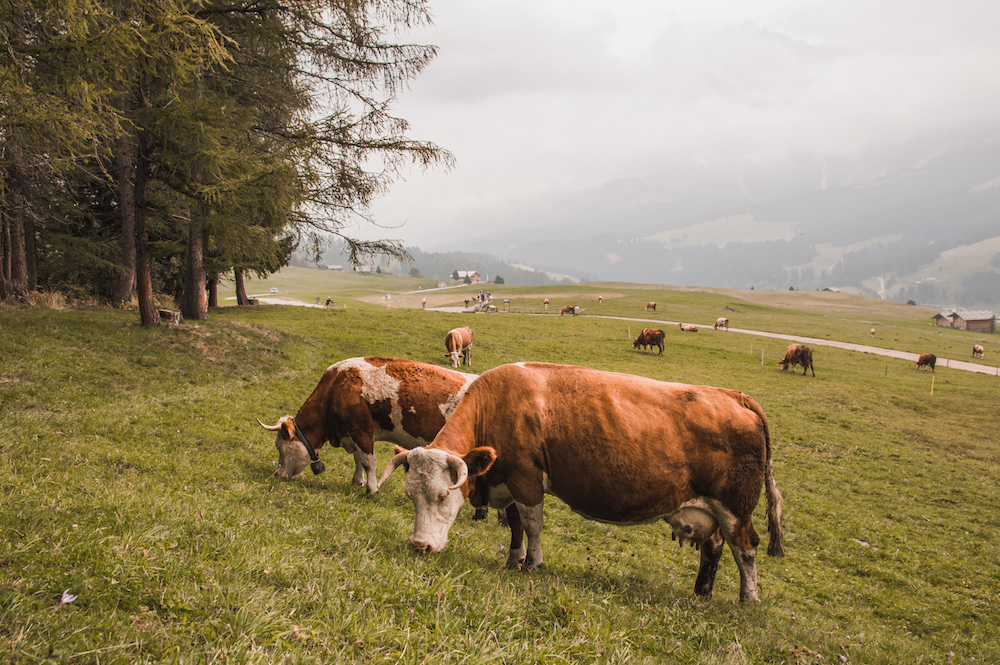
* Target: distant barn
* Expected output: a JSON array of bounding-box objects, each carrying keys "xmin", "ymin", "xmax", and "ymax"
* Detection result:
[{"xmin": 932, "ymin": 310, "xmax": 996, "ymax": 334}]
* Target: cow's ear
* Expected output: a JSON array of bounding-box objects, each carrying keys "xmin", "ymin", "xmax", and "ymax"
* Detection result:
[
  {"xmin": 281, "ymin": 418, "xmax": 295, "ymax": 441},
  {"xmin": 463, "ymin": 446, "xmax": 497, "ymax": 477}
]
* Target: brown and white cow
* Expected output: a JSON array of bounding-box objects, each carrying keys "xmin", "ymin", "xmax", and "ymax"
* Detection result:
[
  {"xmin": 378, "ymin": 362, "xmax": 785, "ymax": 603},
  {"xmin": 560, "ymin": 305, "xmax": 576, "ymax": 316},
  {"xmin": 870, "ymin": 328, "xmax": 876, "ymax": 339},
  {"xmin": 445, "ymin": 326, "xmax": 474, "ymax": 369},
  {"xmin": 633, "ymin": 328, "xmax": 665, "ymax": 355},
  {"xmin": 916, "ymin": 353, "xmax": 936, "ymax": 371},
  {"xmin": 645, "ymin": 302, "xmax": 656, "ymax": 312},
  {"xmin": 779, "ymin": 343, "xmax": 815, "ymax": 376},
  {"xmin": 258, "ymin": 357, "xmax": 476, "ymax": 493},
  {"xmin": 679, "ymin": 323, "xmax": 698, "ymax": 332},
  {"xmin": 714, "ymin": 317, "xmax": 729, "ymax": 331},
  {"xmin": 973, "ymin": 344, "xmax": 985, "ymax": 359}
]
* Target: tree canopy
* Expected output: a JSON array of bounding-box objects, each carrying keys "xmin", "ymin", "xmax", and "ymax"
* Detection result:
[{"xmin": 1, "ymin": 0, "xmax": 450, "ymax": 322}]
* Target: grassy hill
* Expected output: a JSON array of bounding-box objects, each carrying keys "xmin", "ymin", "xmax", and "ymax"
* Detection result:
[{"xmin": 2, "ymin": 279, "xmax": 999, "ymax": 663}]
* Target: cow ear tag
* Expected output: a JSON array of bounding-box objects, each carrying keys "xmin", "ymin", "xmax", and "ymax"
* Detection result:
[{"xmin": 311, "ymin": 459, "xmax": 326, "ymax": 475}]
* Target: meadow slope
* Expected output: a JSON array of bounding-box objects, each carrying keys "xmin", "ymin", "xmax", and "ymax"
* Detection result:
[{"xmin": 2, "ymin": 280, "xmax": 999, "ymax": 664}]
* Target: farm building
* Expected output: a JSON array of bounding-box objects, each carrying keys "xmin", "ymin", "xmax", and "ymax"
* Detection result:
[
  {"xmin": 932, "ymin": 310, "xmax": 996, "ymax": 334},
  {"xmin": 454, "ymin": 270, "xmax": 482, "ymax": 284}
]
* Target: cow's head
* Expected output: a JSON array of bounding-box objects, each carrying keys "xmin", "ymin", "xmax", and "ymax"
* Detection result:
[
  {"xmin": 257, "ymin": 416, "xmax": 325, "ymax": 479},
  {"xmin": 377, "ymin": 445, "xmax": 496, "ymax": 554},
  {"xmin": 445, "ymin": 350, "xmax": 462, "ymax": 369}
]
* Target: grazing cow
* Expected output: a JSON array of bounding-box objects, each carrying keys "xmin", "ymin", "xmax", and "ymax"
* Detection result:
[
  {"xmin": 679, "ymin": 323, "xmax": 698, "ymax": 332},
  {"xmin": 379, "ymin": 362, "xmax": 784, "ymax": 603},
  {"xmin": 543, "ymin": 298, "xmax": 550, "ymax": 309},
  {"xmin": 632, "ymin": 328, "xmax": 665, "ymax": 355},
  {"xmin": 445, "ymin": 327, "xmax": 474, "ymax": 369},
  {"xmin": 714, "ymin": 317, "xmax": 729, "ymax": 331},
  {"xmin": 258, "ymin": 357, "xmax": 476, "ymax": 493},
  {"xmin": 598, "ymin": 296, "xmax": 603, "ymax": 304},
  {"xmin": 560, "ymin": 305, "xmax": 576, "ymax": 316},
  {"xmin": 916, "ymin": 353, "xmax": 936, "ymax": 371},
  {"xmin": 870, "ymin": 328, "xmax": 876, "ymax": 339},
  {"xmin": 778, "ymin": 343, "xmax": 815, "ymax": 376},
  {"xmin": 973, "ymin": 344, "xmax": 985, "ymax": 359},
  {"xmin": 645, "ymin": 302, "xmax": 656, "ymax": 312}
]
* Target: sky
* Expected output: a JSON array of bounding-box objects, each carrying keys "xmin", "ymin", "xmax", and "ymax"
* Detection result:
[{"xmin": 360, "ymin": 0, "xmax": 1000, "ymax": 248}]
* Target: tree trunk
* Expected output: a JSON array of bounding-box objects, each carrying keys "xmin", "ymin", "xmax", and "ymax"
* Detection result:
[
  {"xmin": 1, "ymin": 178, "xmax": 11, "ymax": 301},
  {"xmin": 234, "ymin": 268, "xmax": 250, "ymax": 305},
  {"xmin": 135, "ymin": 124, "xmax": 158, "ymax": 327},
  {"xmin": 6, "ymin": 163, "xmax": 30, "ymax": 302},
  {"xmin": 112, "ymin": 124, "xmax": 137, "ymax": 306},
  {"xmin": 24, "ymin": 216, "xmax": 36, "ymax": 290},
  {"xmin": 207, "ymin": 274, "xmax": 218, "ymax": 308},
  {"xmin": 180, "ymin": 204, "xmax": 208, "ymax": 320}
]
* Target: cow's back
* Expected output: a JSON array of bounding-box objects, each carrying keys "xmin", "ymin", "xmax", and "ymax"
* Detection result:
[{"xmin": 445, "ymin": 362, "xmax": 769, "ymax": 523}]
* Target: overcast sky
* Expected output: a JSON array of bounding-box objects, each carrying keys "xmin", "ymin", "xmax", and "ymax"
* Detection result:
[{"xmin": 362, "ymin": 0, "xmax": 1000, "ymax": 247}]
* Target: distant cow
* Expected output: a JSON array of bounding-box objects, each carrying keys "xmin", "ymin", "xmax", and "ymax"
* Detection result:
[
  {"xmin": 645, "ymin": 302, "xmax": 656, "ymax": 312},
  {"xmin": 779, "ymin": 343, "xmax": 815, "ymax": 376},
  {"xmin": 543, "ymin": 298, "xmax": 550, "ymax": 309},
  {"xmin": 870, "ymin": 328, "xmax": 876, "ymax": 339},
  {"xmin": 916, "ymin": 353, "xmax": 936, "ymax": 371},
  {"xmin": 633, "ymin": 328, "xmax": 665, "ymax": 355},
  {"xmin": 973, "ymin": 344, "xmax": 985, "ymax": 359},
  {"xmin": 714, "ymin": 317, "xmax": 729, "ymax": 331},
  {"xmin": 560, "ymin": 305, "xmax": 576, "ymax": 316},
  {"xmin": 258, "ymin": 357, "xmax": 476, "ymax": 493},
  {"xmin": 445, "ymin": 326, "xmax": 474, "ymax": 369},
  {"xmin": 679, "ymin": 323, "xmax": 698, "ymax": 332},
  {"xmin": 379, "ymin": 362, "xmax": 785, "ymax": 603}
]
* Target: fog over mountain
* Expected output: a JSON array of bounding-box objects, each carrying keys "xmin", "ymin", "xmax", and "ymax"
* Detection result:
[
  {"xmin": 424, "ymin": 140, "xmax": 1000, "ymax": 309},
  {"xmin": 356, "ymin": 1, "xmax": 1000, "ymax": 310}
]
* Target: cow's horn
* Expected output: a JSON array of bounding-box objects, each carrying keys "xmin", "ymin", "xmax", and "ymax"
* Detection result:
[
  {"xmin": 447, "ymin": 454, "xmax": 468, "ymax": 490},
  {"xmin": 257, "ymin": 418, "xmax": 282, "ymax": 431},
  {"xmin": 377, "ymin": 449, "xmax": 410, "ymax": 489}
]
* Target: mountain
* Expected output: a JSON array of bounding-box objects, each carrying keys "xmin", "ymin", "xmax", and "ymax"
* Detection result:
[{"xmin": 427, "ymin": 142, "xmax": 1000, "ymax": 310}]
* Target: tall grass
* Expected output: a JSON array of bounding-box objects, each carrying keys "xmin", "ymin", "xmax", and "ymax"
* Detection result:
[{"xmin": 2, "ymin": 287, "xmax": 998, "ymax": 663}]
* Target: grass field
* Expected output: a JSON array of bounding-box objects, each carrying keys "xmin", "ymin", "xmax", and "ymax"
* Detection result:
[{"xmin": 2, "ymin": 275, "xmax": 999, "ymax": 664}]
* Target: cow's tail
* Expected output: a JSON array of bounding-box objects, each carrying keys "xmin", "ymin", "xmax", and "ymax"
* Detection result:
[{"xmin": 743, "ymin": 394, "xmax": 785, "ymax": 557}]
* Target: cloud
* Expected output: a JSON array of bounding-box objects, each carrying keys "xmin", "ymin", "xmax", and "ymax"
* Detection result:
[{"xmin": 368, "ymin": 0, "xmax": 1000, "ymax": 246}]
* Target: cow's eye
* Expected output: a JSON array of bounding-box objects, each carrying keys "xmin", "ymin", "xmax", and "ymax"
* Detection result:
[{"xmin": 437, "ymin": 490, "xmax": 449, "ymax": 503}]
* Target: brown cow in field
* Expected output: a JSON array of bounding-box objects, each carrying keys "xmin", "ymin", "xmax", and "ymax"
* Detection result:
[
  {"xmin": 779, "ymin": 343, "xmax": 815, "ymax": 376},
  {"xmin": 632, "ymin": 328, "xmax": 665, "ymax": 355},
  {"xmin": 258, "ymin": 357, "xmax": 476, "ymax": 493},
  {"xmin": 916, "ymin": 353, "xmax": 936, "ymax": 371},
  {"xmin": 645, "ymin": 302, "xmax": 656, "ymax": 312},
  {"xmin": 445, "ymin": 326, "xmax": 474, "ymax": 369},
  {"xmin": 379, "ymin": 362, "xmax": 785, "ymax": 603},
  {"xmin": 560, "ymin": 305, "xmax": 576, "ymax": 316},
  {"xmin": 973, "ymin": 344, "xmax": 985, "ymax": 359},
  {"xmin": 714, "ymin": 317, "xmax": 729, "ymax": 331},
  {"xmin": 679, "ymin": 323, "xmax": 698, "ymax": 332}
]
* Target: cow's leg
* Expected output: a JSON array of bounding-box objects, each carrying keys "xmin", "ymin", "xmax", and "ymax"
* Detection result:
[
  {"xmin": 720, "ymin": 517, "xmax": 761, "ymax": 603},
  {"xmin": 693, "ymin": 528, "xmax": 725, "ymax": 598},
  {"xmin": 505, "ymin": 504, "xmax": 525, "ymax": 569},
  {"xmin": 515, "ymin": 501, "xmax": 544, "ymax": 570},
  {"xmin": 352, "ymin": 447, "xmax": 378, "ymax": 494}
]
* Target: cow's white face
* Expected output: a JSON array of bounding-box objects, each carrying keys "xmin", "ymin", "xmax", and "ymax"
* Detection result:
[
  {"xmin": 402, "ymin": 448, "xmax": 467, "ymax": 553},
  {"xmin": 274, "ymin": 430, "xmax": 311, "ymax": 479},
  {"xmin": 446, "ymin": 351, "xmax": 462, "ymax": 369}
]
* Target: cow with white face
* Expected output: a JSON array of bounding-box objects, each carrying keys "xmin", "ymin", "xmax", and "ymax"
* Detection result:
[
  {"xmin": 258, "ymin": 357, "xmax": 476, "ymax": 493},
  {"xmin": 378, "ymin": 362, "xmax": 785, "ymax": 603},
  {"xmin": 444, "ymin": 327, "xmax": 474, "ymax": 369}
]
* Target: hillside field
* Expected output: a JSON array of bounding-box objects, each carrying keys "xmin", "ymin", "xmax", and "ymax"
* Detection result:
[{"xmin": 2, "ymin": 276, "xmax": 999, "ymax": 664}]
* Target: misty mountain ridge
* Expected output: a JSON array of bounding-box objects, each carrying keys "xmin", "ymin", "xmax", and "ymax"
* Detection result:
[{"xmin": 425, "ymin": 140, "xmax": 1000, "ymax": 311}]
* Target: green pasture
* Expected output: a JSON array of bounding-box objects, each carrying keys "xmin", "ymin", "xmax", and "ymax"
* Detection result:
[{"xmin": 2, "ymin": 283, "xmax": 999, "ymax": 663}]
